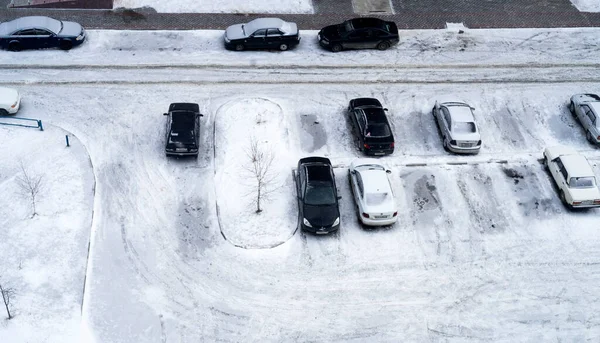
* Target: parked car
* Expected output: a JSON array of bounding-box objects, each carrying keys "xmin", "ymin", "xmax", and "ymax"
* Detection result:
[
  {"xmin": 432, "ymin": 98, "xmax": 482, "ymax": 154},
  {"xmin": 569, "ymin": 93, "xmax": 600, "ymax": 145},
  {"xmin": 349, "ymin": 159, "xmax": 398, "ymax": 226},
  {"xmin": 348, "ymin": 97, "xmax": 395, "ymax": 156},
  {"xmin": 543, "ymin": 146, "xmax": 600, "ymax": 209},
  {"xmin": 0, "ymin": 16, "xmax": 86, "ymax": 51},
  {"xmin": 317, "ymin": 17, "xmax": 399, "ymax": 52},
  {"xmin": 164, "ymin": 103, "xmax": 203, "ymax": 157},
  {"xmin": 295, "ymin": 157, "xmax": 341, "ymax": 234},
  {"xmin": 0, "ymin": 87, "xmax": 21, "ymax": 115},
  {"xmin": 224, "ymin": 18, "xmax": 300, "ymax": 51}
]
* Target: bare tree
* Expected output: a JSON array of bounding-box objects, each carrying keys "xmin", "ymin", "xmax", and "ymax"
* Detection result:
[
  {"xmin": 0, "ymin": 279, "xmax": 15, "ymax": 320},
  {"xmin": 243, "ymin": 137, "xmax": 278, "ymax": 213},
  {"xmin": 15, "ymin": 161, "xmax": 43, "ymax": 218}
]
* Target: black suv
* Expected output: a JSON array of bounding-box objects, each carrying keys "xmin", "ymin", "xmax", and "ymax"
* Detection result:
[
  {"xmin": 317, "ymin": 17, "xmax": 399, "ymax": 52},
  {"xmin": 164, "ymin": 103, "xmax": 203, "ymax": 157},
  {"xmin": 295, "ymin": 157, "xmax": 341, "ymax": 235},
  {"xmin": 348, "ymin": 98, "xmax": 395, "ymax": 156}
]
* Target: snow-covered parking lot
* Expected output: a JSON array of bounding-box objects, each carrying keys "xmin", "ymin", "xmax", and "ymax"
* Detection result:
[{"xmin": 2, "ymin": 28, "xmax": 600, "ymax": 342}]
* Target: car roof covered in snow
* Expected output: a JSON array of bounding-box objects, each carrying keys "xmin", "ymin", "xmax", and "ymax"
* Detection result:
[
  {"xmin": 357, "ymin": 168, "xmax": 392, "ymax": 194},
  {"xmin": 561, "ymin": 154, "xmax": 595, "ymax": 178},
  {"xmin": 245, "ymin": 18, "xmax": 296, "ymax": 34},
  {"xmin": 446, "ymin": 104, "xmax": 475, "ymax": 122},
  {"xmin": 0, "ymin": 16, "xmax": 61, "ymax": 36}
]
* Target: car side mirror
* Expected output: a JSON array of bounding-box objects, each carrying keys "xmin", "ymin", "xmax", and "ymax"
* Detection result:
[
  {"xmin": 383, "ymin": 108, "xmax": 388, "ymax": 111},
  {"xmin": 470, "ymin": 107, "xmax": 476, "ymax": 111},
  {"xmin": 163, "ymin": 113, "xmax": 168, "ymax": 116},
  {"xmin": 386, "ymin": 170, "xmax": 392, "ymax": 174},
  {"xmin": 337, "ymin": 196, "xmax": 342, "ymax": 200},
  {"xmin": 197, "ymin": 113, "xmax": 204, "ymax": 117},
  {"xmin": 350, "ymin": 170, "xmax": 356, "ymax": 175}
]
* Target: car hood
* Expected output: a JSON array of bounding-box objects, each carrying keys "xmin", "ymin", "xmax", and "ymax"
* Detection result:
[
  {"xmin": 303, "ymin": 204, "xmax": 339, "ymax": 227},
  {"xmin": 225, "ymin": 24, "xmax": 246, "ymax": 40},
  {"xmin": 319, "ymin": 24, "xmax": 341, "ymax": 40},
  {"xmin": 58, "ymin": 21, "xmax": 83, "ymax": 37},
  {"xmin": 0, "ymin": 88, "xmax": 18, "ymax": 105},
  {"xmin": 570, "ymin": 187, "xmax": 600, "ymax": 201},
  {"xmin": 0, "ymin": 22, "xmax": 11, "ymax": 36}
]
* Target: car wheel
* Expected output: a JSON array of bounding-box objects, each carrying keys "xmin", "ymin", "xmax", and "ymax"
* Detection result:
[
  {"xmin": 442, "ymin": 137, "xmax": 449, "ymax": 151},
  {"xmin": 587, "ymin": 131, "xmax": 594, "ymax": 143},
  {"xmin": 8, "ymin": 41, "xmax": 21, "ymax": 52},
  {"xmin": 60, "ymin": 40, "xmax": 73, "ymax": 50},
  {"xmin": 377, "ymin": 41, "xmax": 390, "ymax": 51},
  {"xmin": 279, "ymin": 43, "xmax": 288, "ymax": 51},
  {"xmin": 569, "ymin": 101, "xmax": 576, "ymax": 117},
  {"xmin": 331, "ymin": 44, "xmax": 342, "ymax": 53},
  {"xmin": 0, "ymin": 109, "xmax": 8, "ymax": 116},
  {"xmin": 235, "ymin": 44, "xmax": 245, "ymax": 51}
]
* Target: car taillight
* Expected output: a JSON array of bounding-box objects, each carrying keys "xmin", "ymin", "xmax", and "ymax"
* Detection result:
[
  {"xmin": 597, "ymin": 136, "xmax": 600, "ymax": 141},
  {"xmin": 362, "ymin": 213, "xmax": 370, "ymax": 218},
  {"xmin": 573, "ymin": 201, "xmax": 582, "ymax": 205},
  {"xmin": 393, "ymin": 211, "xmax": 398, "ymax": 217},
  {"xmin": 363, "ymin": 144, "xmax": 370, "ymax": 149},
  {"xmin": 594, "ymin": 199, "xmax": 600, "ymax": 204},
  {"xmin": 390, "ymin": 142, "xmax": 395, "ymax": 148}
]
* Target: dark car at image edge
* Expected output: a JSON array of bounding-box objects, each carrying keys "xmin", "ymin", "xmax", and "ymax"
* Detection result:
[
  {"xmin": 0, "ymin": 16, "xmax": 86, "ymax": 51},
  {"xmin": 295, "ymin": 157, "xmax": 341, "ymax": 234},
  {"xmin": 164, "ymin": 103, "xmax": 203, "ymax": 157}
]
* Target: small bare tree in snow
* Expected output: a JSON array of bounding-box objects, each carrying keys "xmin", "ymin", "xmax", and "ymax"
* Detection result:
[
  {"xmin": 16, "ymin": 161, "xmax": 44, "ymax": 218},
  {"xmin": 0, "ymin": 279, "xmax": 15, "ymax": 320},
  {"xmin": 243, "ymin": 136, "xmax": 278, "ymax": 213}
]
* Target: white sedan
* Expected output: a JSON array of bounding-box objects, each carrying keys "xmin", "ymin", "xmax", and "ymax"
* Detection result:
[
  {"xmin": 0, "ymin": 87, "xmax": 20, "ymax": 115},
  {"xmin": 543, "ymin": 146, "xmax": 600, "ymax": 208},
  {"xmin": 348, "ymin": 159, "xmax": 398, "ymax": 226}
]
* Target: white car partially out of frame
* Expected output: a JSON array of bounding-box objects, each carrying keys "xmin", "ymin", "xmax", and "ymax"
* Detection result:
[
  {"xmin": 0, "ymin": 87, "xmax": 20, "ymax": 115},
  {"xmin": 348, "ymin": 159, "xmax": 398, "ymax": 226},
  {"xmin": 543, "ymin": 146, "xmax": 600, "ymax": 209}
]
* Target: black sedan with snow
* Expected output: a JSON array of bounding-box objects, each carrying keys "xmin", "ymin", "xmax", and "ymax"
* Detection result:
[
  {"xmin": 224, "ymin": 18, "xmax": 300, "ymax": 51},
  {"xmin": 295, "ymin": 157, "xmax": 341, "ymax": 235},
  {"xmin": 0, "ymin": 16, "xmax": 86, "ymax": 51},
  {"xmin": 348, "ymin": 98, "xmax": 395, "ymax": 156},
  {"xmin": 164, "ymin": 103, "xmax": 203, "ymax": 157},
  {"xmin": 317, "ymin": 17, "xmax": 399, "ymax": 52}
]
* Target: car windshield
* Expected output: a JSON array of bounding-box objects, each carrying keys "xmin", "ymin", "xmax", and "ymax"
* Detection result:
[
  {"xmin": 569, "ymin": 176, "xmax": 596, "ymax": 188},
  {"xmin": 43, "ymin": 17, "xmax": 62, "ymax": 35},
  {"xmin": 305, "ymin": 181, "xmax": 336, "ymax": 206},
  {"xmin": 342, "ymin": 21, "xmax": 352, "ymax": 33},
  {"xmin": 365, "ymin": 123, "xmax": 391, "ymax": 137},
  {"xmin": 452, "ymin": 121, "xmax": 477, "ymax": 133},
  {"xmin": 366, "ymin": 192, "xmax": 390, "ymax": 206}
]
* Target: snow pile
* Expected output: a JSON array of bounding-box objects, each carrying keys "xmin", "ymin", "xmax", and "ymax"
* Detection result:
[
  {"xmin": 113, "ymin": 0, "xmax": 314, "ymax": 14},
  {"xmin": 569, "ymin": 0, "xmax": 600, "ymax": 12},
  {"xmin": 214, "ymin": 98, "xmax": 296, "ymax": 249}
]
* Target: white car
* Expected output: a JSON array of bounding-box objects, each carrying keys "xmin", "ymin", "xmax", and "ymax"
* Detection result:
[
  {"xmin": 0, "ymin": 87, "xmax": 20, "ymax": 115},
  {"xmin": 543, "ymin": 146, "xmax": 600, "ymax": 209},
  {"xmin": 432, "ymin": 97, "xmax": 482, "ymax": 154},
  {"xmin": 348, "ymin": 159, "xmax": 398, "ymax": 226}
]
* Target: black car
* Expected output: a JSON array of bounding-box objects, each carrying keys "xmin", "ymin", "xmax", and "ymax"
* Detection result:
[
  {"xmin": 164, "ymin": 103, "xmax": 203, "ymax": 157},
  {"xmin": 348, "ymin": 98, "xmax": 395, "ymax": 156},
  {"xmin": 295, "ymin": 157, "xmax": 341, "ymax": 234},
  {"xmin": 317, "ymin": 17, "xmax": 399, "ymax": 52},
  {"xmin": 0, "ymin": 16, "xmax": 86, "ymax": 51},
  {"xmin": 224, "ymin": 18, "xmax": 300, "ymax": 51}
]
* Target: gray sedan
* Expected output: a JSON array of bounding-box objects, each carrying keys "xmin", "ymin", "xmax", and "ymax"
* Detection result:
[
  {"xmin": 432, "ymin": 98, "xmax": 482, "ymax": 154},
  {"xmin": 0, "ymin": 16, "xmax": 86, "ymax": 51},
  {"xmin": 569, "ymin": 94, "xmax": 600, "ymax": 145}
]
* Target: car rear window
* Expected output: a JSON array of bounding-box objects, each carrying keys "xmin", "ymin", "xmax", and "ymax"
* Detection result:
[
  {"xmin": 452, "ymin": 122, "xmax": 476, "ymax": 134},
  {"xmin": 305, "ymin": 182, "xmax": 336, "ymax": 206},
  {"xmin": 366, "ymin": 192, "xmax": 390, "ymax": 206},
  {"xmin": 366, "ymin": 123, "xmax": 391, "ymax": 137},
  {"xmin": 569, "ymin": 176, "xmax": 596, "ymax": 188}
]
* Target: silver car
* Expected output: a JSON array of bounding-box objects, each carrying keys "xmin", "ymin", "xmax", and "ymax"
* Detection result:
[
  {"xmin": 432, "ymin": 98, "xmax": 482, "ymax": 154},
  {"xmin": 569, "ymin": 94, "xmax": 600, "ymax": 145}
]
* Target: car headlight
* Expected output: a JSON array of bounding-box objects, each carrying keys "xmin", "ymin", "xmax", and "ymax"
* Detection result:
[
  {"xmin": 224, "ymin": 35, "xmax": 230, "ymax": 43},
  {"xmin": 321, "ymin": 38, "xmax": 329, "ymax": 44},
  {"xmin": 76, "ymin": 32, "xmax": 85, "ymax": 41},
  {"xmin": 332, "ymin": 217, "xmax": 340, "ymax": 226},
  {"xmin": 303, "ymin": 218, "xmax": 312, "ymax": 227}
]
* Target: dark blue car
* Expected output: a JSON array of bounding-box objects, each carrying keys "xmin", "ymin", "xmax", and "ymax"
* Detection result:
[{"xmin": 0, "ymin": 16, "xmax": 86, "ymax": 51}]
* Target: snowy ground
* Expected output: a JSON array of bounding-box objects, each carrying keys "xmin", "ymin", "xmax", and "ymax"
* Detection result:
[
  {"xmin": 2, "ymin": 28, "xmax": 600, "ymax": 342},
  {"xmin": 570, "ymin": 0, "xmax": 600, "ymax": 12},
  {"xmin": 112, "ymin": 0, "xmax": 313, "ymax": 14}
]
